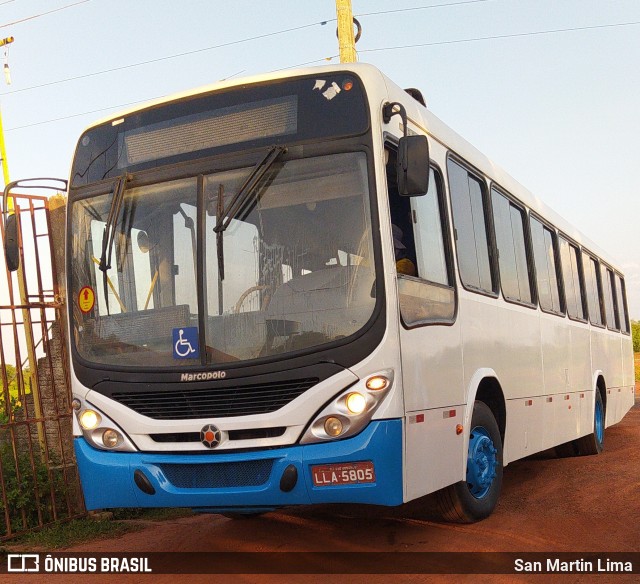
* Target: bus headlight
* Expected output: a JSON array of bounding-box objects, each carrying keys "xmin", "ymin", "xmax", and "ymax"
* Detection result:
[
  {"xmin": 101, "ymin": 429, "xmax": 123, "ymax": 448},
  {"xmin": 79, "ymin": 409, "xmax": 101, "ymax": 430},
  {"xmin": 324, "ymin": 416, "xmax": 345, "ymax": 437},
  {"xmin": 300, "ymin": 370, "xmax": 394, "ymax": 444},
  {"xmin": 346, "ymin": 392, "xmax": 367, "ymax": 415},
  {"xmin": 72, "ymin": 396, "xmax": 137, "ymax": 452}
]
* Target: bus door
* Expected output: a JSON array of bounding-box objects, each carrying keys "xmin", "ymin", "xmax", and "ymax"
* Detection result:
[{"xmin": 385, "ymin": 149, "xmax": 464, "ymax": 497}]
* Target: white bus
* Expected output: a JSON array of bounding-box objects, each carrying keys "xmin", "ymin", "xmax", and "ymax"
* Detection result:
[{"xmin": 4, "ymin": 63, "xmax": 634, "ymax": 522}]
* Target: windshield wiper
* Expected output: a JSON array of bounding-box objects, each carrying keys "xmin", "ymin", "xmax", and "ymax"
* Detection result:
[
  {"xmin": 213, "ymin": 145, "xmax": 286, "ymax": 281},
  {"xmin": 214, "ymin": 145, "xmax": 286, "ymax": 234},
  {"xmin": 98, "ymin": 174, "xmax": 128, "ymax": 314}
]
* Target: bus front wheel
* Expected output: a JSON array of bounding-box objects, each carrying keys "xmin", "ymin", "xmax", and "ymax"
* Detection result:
[{"xmin": 436, "ymin": 401, "xmax": 503, "ymax": 523}]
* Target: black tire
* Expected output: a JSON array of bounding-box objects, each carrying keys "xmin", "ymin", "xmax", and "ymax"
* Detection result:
[
  {"xmin": 573, "ymin": 389, "xmax": 605, "ymax": 456},
  {"xmin": 436, "ymin": 401, "xmax": 503, "ymax": 523},
  {"xmin": 554, "ymin": 440, "xmax": 578, "ymax": 458}
]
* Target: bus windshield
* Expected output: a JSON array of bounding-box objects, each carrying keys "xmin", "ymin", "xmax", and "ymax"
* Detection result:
[{"xmin": 70, "ymin": 151, "xmax": 376, "ymax": 368}]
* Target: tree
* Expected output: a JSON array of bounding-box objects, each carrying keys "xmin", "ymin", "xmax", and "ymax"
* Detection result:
[
  {"xmin": 1, "ymin": 364, "xmax": 31, "ymax": 402},
  {"xmin": 632, "ymin": 320, "xmax": 640, "ymax": 353}
]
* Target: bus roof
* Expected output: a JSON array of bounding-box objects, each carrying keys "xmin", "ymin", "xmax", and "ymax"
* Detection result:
[{"xmin": 84, "ymin": 62, "xmax": 622, "ymax": 272}]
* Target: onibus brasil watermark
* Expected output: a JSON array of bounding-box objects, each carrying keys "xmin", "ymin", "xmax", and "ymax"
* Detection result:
[
  {"xmin": 7, "ymin": 554, "xmax": 151, "ymax": 574},
  {"xmin": 515, "ymin": 557, "xmax": 633, "ymax": 574}
]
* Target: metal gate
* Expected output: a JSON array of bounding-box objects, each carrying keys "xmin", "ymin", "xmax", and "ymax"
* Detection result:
[{"xmin": 0, "ymin": 191, "xmax": 85, "ymax": 540}]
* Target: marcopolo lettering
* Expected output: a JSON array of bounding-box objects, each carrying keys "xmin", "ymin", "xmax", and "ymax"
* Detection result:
[{"xmin": 180, "ymin": 371, "xmax": 227, "ymax": 382}]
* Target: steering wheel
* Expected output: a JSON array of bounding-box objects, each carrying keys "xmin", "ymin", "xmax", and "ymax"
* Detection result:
[{"xmin": 233, "ymin": 284, "xmax": 273, "ymax": 314}]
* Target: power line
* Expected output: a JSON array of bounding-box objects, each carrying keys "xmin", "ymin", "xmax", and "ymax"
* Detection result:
[
  {"xmin": 356, "ymin": 0, "xmax": 494, "ymax": 18},
  {"xmin": 6, "ymin": 95, "xmax": 167, "ymax": 131},
  {"xmin": 5, "ymin": 52, "xmax": 340, "ymax": 131},
  {"xmin": 0, "ymin": 19, "xmax": 331, "ymax": 96},
  {"xmin": 5, "ymin": 15, "xmax": 640, "ymax": 131},
  {"xmin": 7, "ymin": 12, "xmax": 640, "ymax": 132},
  {"xmin": 360, "ymin": 20, "xmax": 640, "ymax": 54},
  {"xmin": 0, "ymin": 0, "xmax": 91, "ymax": 29},
  {"xmin": 277, "ymin": 55, "xmax": 339, "ymax": 71},
  {"xmin": 0, "ymin": 0, "xmax": 492, "ymax": 97},
  {"xmin": 6, "ymin": 52, "xmax": 342, "ymax": 130}
]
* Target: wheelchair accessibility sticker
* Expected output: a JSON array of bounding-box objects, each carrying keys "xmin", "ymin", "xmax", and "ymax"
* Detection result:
[{"xmin": 172, "ymin": 327, "xmax": 199, "ymax": 359}]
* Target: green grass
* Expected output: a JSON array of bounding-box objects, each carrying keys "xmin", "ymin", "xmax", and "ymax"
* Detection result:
[
  {"xmin": 4, "ymin": 518, "xmax": 134, "ymax": 550},
  {"xmin": 2, "ymin": 508, "xmax": 193, "ymax": 550},
  {"xmin": 110, "ymin": 507, "xmax": 193, "ymax": 521},
  {"xmin": 635, "ymin": 353, "xmax": 640, "ymax": 382}
]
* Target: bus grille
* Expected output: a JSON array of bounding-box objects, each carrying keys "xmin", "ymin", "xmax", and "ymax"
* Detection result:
[
  {"xmin": 150, "ymin": 427, "xmax": 287, "ymax": 443},
  {"xmin": 157, "ymin": 459, "xmax": 274, "ymax": 489},
  {"xmin": 110, "ymin": 378, "xmax": 318, "ymax": 420}
]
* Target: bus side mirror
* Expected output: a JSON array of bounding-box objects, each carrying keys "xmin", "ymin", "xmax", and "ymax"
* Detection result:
[
  {"xmin": 397, "ymin": 135, "xmax": 429, "ymax": 196},
  {"xmin": 4, "ymin": 213, "xmax": 19, "ymax": 272}
]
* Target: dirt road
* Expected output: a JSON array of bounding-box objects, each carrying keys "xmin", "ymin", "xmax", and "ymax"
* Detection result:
[{"xmin": 4, "ymin": 393, "xmax": 640, "ymax": 583}]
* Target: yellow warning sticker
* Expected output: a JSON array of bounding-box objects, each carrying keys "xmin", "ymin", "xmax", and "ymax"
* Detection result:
[{"xmin": 78, "ymin": 286, "xmax": 95, "ymax": 313}]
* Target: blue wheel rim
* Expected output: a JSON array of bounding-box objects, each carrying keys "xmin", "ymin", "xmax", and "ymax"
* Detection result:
[
  {"xmin": 466, "ymin": 426, "xmax": 498, "ymax": 499},
  {"xmin": 595, "ymin": 398, "xmax": 604, "ymax": 444}
]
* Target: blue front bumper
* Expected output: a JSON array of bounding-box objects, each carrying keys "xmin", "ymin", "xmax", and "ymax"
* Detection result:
[{"xmin": 74, "ymin": 419, "xmax": 403, "ymax": 511}]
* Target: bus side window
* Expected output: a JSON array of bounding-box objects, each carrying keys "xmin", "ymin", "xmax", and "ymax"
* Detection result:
[
  {"xmin": 447, "ymin": 158, "xmax": 495, "ymax": 295},
  {"xmin": 491, "ymin": 189, "xmax": 533, "ymax": 305},
  {"xmin": 583, "ymin": 254, "xmax": 605, "ymax": 327},
  {"xmin": 559, "ymin": 237, "xmax": 587, "ymax": 321},
  {"xmin": 386, "ymin": 148, "xmax": 455, "ymax": 325},
  {"xmin": 602, "ymin": 266, "xmax": 619, "ymax": 331},
  {"xmin": 402, "ymin": 168, "xmax": 456, "ymax": 325},
  {"xmin": 616, "ymin": 274, "xmax": 630, "ymax": 334},
  {"xmin": 530, "ymin": 216, "xmax": 563, "ymax": 314},
  {"xmin": 386, "ymin": 147, "xmax": 419, "ymax": 273},
  {"xmin": 409, "ymin": 169, "xmax": 447, "ymax": 281}
]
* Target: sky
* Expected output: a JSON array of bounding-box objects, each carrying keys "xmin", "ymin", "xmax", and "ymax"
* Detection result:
[{"xmin": 1, "ymin": 0, "xmax": 639, "ymax": 318}]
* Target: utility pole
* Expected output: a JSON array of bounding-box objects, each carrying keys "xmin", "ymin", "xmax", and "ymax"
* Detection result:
[
  {"xmin": 335, "ymin": 0, "xmax": 357, "ymax": 63},
  {"xmin": 0, "ymin": 35, "xmax": 46, "ymax": 453},
  {"xmin": 0, "ymin": 36, "xmax": 14, "ymax": 195}
]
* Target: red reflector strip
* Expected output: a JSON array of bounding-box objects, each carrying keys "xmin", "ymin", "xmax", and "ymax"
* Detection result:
[
  {"xmin": 580, "ymin": 393, "xmax": 585, "ymax": 398},
  {"xmin": 443, "ymin": 409, "xmax": 456, "ymax": 419},
  {"xmin": 564, "ymin": 395, "xmax": 570, "ymax": 400},
  {"xmin": 546, "ymin": 397, "xmax": 553, "ymax": 403},
  {"xmin": 525, "ymin": 400, "xmax": 533, "ymax": 406},
  {"xmin": 409, "ymin": 413, "xmax": 425, "ymax": 424}
]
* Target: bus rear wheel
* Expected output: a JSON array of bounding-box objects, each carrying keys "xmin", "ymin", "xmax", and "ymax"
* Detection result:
[
  {"xmin": 436, "ymin": 401, "xmax": 503, "ymax": 523},
  {"xmin": 574, "ymin": 389, "xmax": 605, "ymax": 455},
  {"xmin": 555, "ymin": 389, "xmax": 605, "ymax": 457}
]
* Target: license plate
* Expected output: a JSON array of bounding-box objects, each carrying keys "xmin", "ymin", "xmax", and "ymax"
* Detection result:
[{"xmin": 311, "ymin": 461, "xmax": 376, "ymax": 487}]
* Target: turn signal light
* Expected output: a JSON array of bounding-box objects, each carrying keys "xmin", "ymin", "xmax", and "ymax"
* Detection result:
[{"xmin": 365, "ymin": 375, "xmax": 389, "ymax": 391}]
